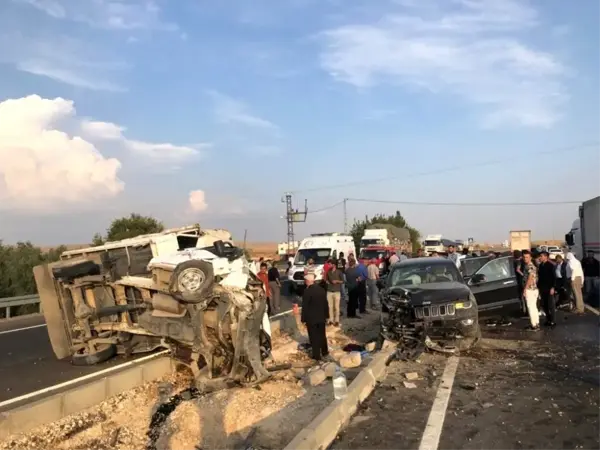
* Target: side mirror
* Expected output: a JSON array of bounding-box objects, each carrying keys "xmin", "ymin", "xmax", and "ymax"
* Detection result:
[
  {"xmin": 565, "ymin": 233, "xmax": 574, "ymax": 246},
  {"xmin": 470, "ymin": 273, "xmax": 486, "ymax": 284}
]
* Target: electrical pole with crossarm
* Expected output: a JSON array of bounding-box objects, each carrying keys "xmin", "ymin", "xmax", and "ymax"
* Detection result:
[{"xmin": 282, "ymin": 193, "xmax": 307, "ymax": 256}]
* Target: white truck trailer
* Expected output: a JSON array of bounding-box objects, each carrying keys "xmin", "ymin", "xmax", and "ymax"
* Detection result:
[
  {"xmin": 510, "ymin": 230, "xmax": 531, "ymax": 252},
  {"xmin": 566, "ymin": 196, "xmax": 600, "ymax": 259}
]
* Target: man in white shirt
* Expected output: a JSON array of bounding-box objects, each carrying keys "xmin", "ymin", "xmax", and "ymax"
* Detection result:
[
  {"xmin": 389, "ymin": 252, "xmax": 399, "ymax": 265},
  {"xmin": 446, "ymin": 244, "xmax": 461, "ymax": 269},
  {"xmin": 566, "ymin": 252, "xmax": 585, "ymax": 313}
]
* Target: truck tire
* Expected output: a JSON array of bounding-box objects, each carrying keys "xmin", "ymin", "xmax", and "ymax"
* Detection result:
[
  {"xmin": 52, "ymin": 260, "xmax": 101, "ymax": 281},
  {"xmin": 169, "ymin": 260, "xmax": 214, "ymax": 303},
  {"xmin": 71, "ymin": 343, "xmax": 116, "ymax": 366}
]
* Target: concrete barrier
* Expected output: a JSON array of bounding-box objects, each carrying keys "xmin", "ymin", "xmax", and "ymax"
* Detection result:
[
  {"xmin": 0, "ymin": 309, "xmax": 300, "ymax": 440},
  {"xmin": 284, "ymin": 348, "xmax": 395, "ymax": 450},
  {"xmin": 0, "ymin": 355, "xmax": 171, "ymax": 440}
]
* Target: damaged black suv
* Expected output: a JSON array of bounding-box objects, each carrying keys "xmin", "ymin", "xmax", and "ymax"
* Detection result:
[{"xmin": 379, "ymin": 258, "xmax": 481, "ymax": 351}]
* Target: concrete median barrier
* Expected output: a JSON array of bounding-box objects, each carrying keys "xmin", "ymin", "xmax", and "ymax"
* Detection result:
[
  {"xmin": 0, "ymin": 354, "xmax": 171, "ymax": 440},
  {"xmin": 284, "ymin": 348, "xmax": 395, "ymax": 450}
]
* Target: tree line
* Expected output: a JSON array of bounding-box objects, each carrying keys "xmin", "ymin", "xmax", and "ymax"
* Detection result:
[
  {"xmin": 0, "ymin": 214, "xmax": 165, "ymax": 299},
  {"xmin": 0, "ymin": 211, "xmax": 420, "ymax": 299}
]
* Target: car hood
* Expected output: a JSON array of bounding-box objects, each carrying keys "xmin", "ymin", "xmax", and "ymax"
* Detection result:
[{"xmin": 388, "ymin": 282, "xmax": 470, "ymax": 305}]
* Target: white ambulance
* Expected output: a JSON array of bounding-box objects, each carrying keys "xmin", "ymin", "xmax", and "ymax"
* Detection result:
[{"xmin": 288, "ymin": 233, "xmax": 356, "ymax": 291}]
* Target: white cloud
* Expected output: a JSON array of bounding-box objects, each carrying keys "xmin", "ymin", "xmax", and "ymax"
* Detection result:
[
  {"xmin": 81, "ymin": 120, "xmax": 125, "ymax": 140},
  {"xmin": 319, "ymin": 0, "xmax": 567, "ymax": 128},
  {"xmin": 207, "ymin": 90, "xmax": 279, "ymax": 131},
  {"xmin": 0, "ymin": 95, "xmax": 123, "ymax": 212},
  {"xmin": 0, "ymin": 33, "xmax": 129, "ymax": 92},
  {"xmin": 188, "ymin": 190, "xmax": 208, "ymax": 212},
  {"xmin": 14, "ymin": 0, "xmax": 178, "ymax": 32},
  {"xmin": 81, "ymin": 120, "xmax": 207, "ymax": 167}
]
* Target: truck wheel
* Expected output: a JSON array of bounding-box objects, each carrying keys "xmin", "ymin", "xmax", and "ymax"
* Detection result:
[
  {"xmin": 169, "ymin": 260, "xmax": 214, "ymax": 303},
  {"xmin": 71, "ymin": 343, "xmax": 116, "ymax": 366}
]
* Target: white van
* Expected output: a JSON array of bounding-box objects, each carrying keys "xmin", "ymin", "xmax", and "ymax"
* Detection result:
[{"xmin": 288, "ymin": 233, "xmax": 356, "ymax": 289}]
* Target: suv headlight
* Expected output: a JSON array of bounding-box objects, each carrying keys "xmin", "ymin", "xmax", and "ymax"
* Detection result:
[{"xmin": 455, "ymin": 300, "xmax": 473, "ymax": 309}]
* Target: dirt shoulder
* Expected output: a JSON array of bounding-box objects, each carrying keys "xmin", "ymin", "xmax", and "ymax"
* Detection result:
[{"xmin": 0, "ymin": 314, "xmax": 379, "ymax": 450}]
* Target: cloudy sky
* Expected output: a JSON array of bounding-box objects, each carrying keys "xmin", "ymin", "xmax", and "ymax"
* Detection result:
[{"xmin": 0, "ymin": 0, "xmax": 598, "ymax": 245}]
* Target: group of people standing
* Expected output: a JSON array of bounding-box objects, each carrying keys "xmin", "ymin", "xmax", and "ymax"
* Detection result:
[
  {"xmin": 514, "ymin": 249, "xmax": 599, "ymax": 331},
  {"xmin": 298, "ymin": 252, "xmax": 385, "ymax": 361}
]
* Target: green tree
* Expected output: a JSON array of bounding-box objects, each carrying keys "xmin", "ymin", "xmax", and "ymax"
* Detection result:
[
  {"xmin": 349, "ymin": 210, "xmax": 421, "ymax": 253},
  {"xmin": 92, "ymin": 213, "xmax": 165, "ymax": 244},
  {"xmin": 0, "ymin": 240, "xmax": 65, "ymax": 300},
  {"xmin": 91, "ymin": 232, "xmax": 105, "ymax": 246}
]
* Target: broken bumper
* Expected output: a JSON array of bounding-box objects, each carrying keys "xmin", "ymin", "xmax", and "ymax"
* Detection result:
[{"xmin": 381, "ymin": 307, "xmax": 479, "ymax": 341}]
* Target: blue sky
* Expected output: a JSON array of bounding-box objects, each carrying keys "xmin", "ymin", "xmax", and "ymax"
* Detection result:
[{"xmin": 0, "ymin": 0, "xmax": 598, "ymax": 246}]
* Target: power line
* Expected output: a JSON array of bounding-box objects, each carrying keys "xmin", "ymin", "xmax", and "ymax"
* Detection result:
[
  {"xmin": 346, "ymin": 198, "xmax": 584, "ymax": 206},
  {"xmin": 308, "ymin": 200, "xmax": 345, "ymax": 213},
  {"xmin": 306, "ymin": 197, "xmax": 583, "ymax": 215},
  {"xmin": 290, "ymin": 141, "xmax": 599, "ymax": 194}
]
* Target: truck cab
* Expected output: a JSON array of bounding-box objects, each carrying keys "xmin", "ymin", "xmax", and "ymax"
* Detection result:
[
  {"xmin": 360, "ymin": 229, "xmax": 388, "ymax": 251},
  {"xmin": 288, "ymin": 233, "xmax": 356, "ymax": 290},
  {"xmin": 423, "ymin": 234, "xmax": 444, "ymax": 256},
  {"xmin": 358, "ymin": 246, "xmax": 397, "ymax": 274}
]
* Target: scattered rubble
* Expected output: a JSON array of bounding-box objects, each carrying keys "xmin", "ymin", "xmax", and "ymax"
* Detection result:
[
  {"xmin": 404, "ymin": 372, "xmax": 420, "ymax": 381},
  {"xmin": 403, "ymin": 381, "xmax": 417, "ymax": 389},
  {"xmin": 340, "ymin": 352, "xmax": 362, "ymax": 369},
  {"xmin": 307, "ymin": 369, "xmax": 326, "ymax": 386},
  {"xmin": 322, "ymin": 362, "xmax": 337, "ymax": 378}
]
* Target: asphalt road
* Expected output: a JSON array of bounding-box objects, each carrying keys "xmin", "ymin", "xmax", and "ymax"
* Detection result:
[
  {"xmin": 0, "ymin": 315, "xmax": 155, "ymax": 403},
  {"xmin": 333, "ymin": 310, "xmax": 600, "ymax": 450},
  {"xmin": 0, "ymin": 295, "xmax": 298, "ymax": 404}
]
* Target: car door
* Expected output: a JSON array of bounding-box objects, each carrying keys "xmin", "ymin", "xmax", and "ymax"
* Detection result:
[
  {"xmin": 460, "ymin": 256, "xmax": 489, "ymax": 281},
  {"xmin": 468, "ymin": 256, "xmax": 521, "ymax": 316}
]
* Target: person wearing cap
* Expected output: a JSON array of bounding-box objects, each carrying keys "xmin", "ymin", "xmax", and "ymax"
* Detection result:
[{"xmin": 300, "ymin": 273, "xmax": 330, "ymax": 361}]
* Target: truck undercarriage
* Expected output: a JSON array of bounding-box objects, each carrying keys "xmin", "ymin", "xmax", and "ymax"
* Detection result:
[{"xmin": 34, "ymin": 232, "xmax": 272, "ymax": 392}]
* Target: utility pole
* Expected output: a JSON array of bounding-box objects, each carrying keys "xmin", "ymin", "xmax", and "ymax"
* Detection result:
[
  {"xmin": 343, "ymin": 198, "xmax": 348, "ymax": 234},
  {"xmin": 282, "ymin": 192, "xmax": 307, "ymax": 256}
]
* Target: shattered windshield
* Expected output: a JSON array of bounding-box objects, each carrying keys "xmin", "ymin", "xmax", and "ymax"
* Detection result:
[
  {"xmin": 294, "ymin": 248, "xmax": 331, "ymax": 265},
  {"xmin": 388, "ymin": 262, "xmax": 461, "ymax": 287}
]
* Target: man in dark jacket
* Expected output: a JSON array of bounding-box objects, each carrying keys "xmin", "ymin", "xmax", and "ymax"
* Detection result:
[
  {"xmin": 537, "ymin": 251, "xmax": 556, "ymax": 327},
  {"xmin": 301, "ymin": 273, "xmax": 330, "ymax": 361}
]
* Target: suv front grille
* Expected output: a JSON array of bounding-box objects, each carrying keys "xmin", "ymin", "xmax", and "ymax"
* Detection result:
[{"xmin": 414, "ymin": 303, "xmax": 456, "ymax": 319}]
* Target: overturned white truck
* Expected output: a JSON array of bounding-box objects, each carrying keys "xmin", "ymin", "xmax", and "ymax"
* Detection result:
[{"xmin": 33, "ymin": 225, "xmax": 272, "ymax": 391}]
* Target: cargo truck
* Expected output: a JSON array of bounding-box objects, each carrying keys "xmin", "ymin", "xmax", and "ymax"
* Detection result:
[
  {"xmin": 359, "ymin": 224, "xmax": 411, "ymax": 253},
  {"xmin": 566, "ymin": 196, "xmax": 600, "ymax": 260},
  {"xmin": 510, "ymin": 230, "xmax": 531, "ymax": 251}
]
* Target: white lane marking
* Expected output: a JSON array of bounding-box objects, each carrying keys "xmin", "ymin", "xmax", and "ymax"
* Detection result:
[
  {"xmin": 418, "ymin": 356, "xmax": 460, "ymax": 450},
  {"xmin": 0, "ymin": 350, "xmax": 169, "ymax": 409},
  {"xmin": 0, "ymin": 324, "xmax": 47, "ymax": 335},
  {"xmin": 584, "ymin": 304, "xmax": 600, "ymax": 315}
]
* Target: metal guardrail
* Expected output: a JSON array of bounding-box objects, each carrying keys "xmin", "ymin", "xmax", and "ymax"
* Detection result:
[{"xmin": 0, "ymin": 295, "xmax": 41, "ymax": 318}]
